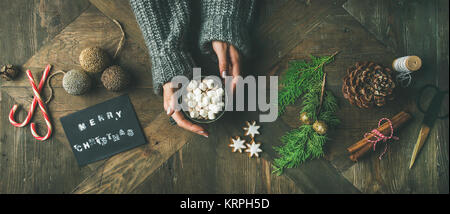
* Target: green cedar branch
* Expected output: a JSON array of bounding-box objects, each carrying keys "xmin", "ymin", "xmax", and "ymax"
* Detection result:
[{"xmin": 273, "ymin": 52, "xmax": 340, "ymax": 175}]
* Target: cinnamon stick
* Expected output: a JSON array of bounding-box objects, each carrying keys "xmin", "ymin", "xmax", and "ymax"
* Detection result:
[
  {"xmin": 350, "ymin": 141, "xmax": 373, "ymax": 162},
  {"xmin": 347, "ymin": 111, "xmax": 412, "ymax": 161},
  {"xmin": 347, "ymin": 111, "xmax": 408, "ymax": 153}
]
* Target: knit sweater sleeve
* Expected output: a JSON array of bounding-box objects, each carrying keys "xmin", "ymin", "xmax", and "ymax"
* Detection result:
[
  {"xmin": 130, "ymin": 0, "xmax": 194, "ymax": 95},
  {"xmin": 199, "ymin": 0, "xmax": 256, "ymax": 58}
]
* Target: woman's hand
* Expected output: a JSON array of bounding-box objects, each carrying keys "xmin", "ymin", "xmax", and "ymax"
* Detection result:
[
  {"xmin": 163, "ymin": 82, "xmax": 208, "ymax": 138},
  {"xmin": 212, "ymin": 41, "xmax": 241, "ymax": 93}
]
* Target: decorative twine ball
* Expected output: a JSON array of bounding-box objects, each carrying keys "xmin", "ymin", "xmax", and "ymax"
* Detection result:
[
  {"xmin": 312, "ymin": 120, "xmax": 328, "ymax": 135},
  {"xmin": 1, "ymin": 64, "xmax": 20, "ymax": 81},
  {"xmin": 62, "ymin": 69, "xmax": 92, "ymax": 95},
  {"xmin": 300, "ymin": 112, "xmax": 312, "ymax": 125},
  {"xmin": 79, "ymin": 47, "xmax": 111, "ymax": 75},
  {"xmin": 101, "ymin": 65, "xmax": 130, "ymax": 91}
]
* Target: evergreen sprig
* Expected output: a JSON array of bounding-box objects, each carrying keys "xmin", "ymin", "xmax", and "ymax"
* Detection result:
[
  {"xmin": 273, "ymin": 54, "xmax": 339, "ymax": 176},
  {"xmin": 278, "ymin": 54, "xmax": 336, "ymax": 115}
]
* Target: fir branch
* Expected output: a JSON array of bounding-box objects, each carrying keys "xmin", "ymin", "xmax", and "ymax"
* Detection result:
[
  {"xmin": 278, "ymin": 53, "xmax": 337, "ymax": 115},
  {"xmin": 273, "ymin": 52, "xmax": 340, "ymax": 175}
]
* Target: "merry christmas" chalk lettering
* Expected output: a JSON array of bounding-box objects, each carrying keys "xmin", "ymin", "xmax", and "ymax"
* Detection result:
[
  {"xmin": 73, "ymin": 128, "xmax": 135, "ymax": 152},
  {"xmin": 77, "ymin": 110, "xmax": 123, "ymax": 132}
]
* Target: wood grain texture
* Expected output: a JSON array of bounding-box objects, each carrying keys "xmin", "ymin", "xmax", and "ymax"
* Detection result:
[
  {"xmin": 0, "ymin": 0, "xmax": 91, "ymax": 193},
  {"xmin": 2, "ymin": 5, "xmax": 161, "ymax": 173},
  {"xmin": 0, "ymin": 0, "xmax": 90, "ymax": 66},
  {"xmin": 342, "ymin": 0, "xmax": 449, "ymax": 193},
  {"xmin": 0, "ymin": 0, "xmax": 447, "ymax": 194},
  {"xmin": 71, "ymin": 0, "xmax": 308, "ymax": 193},
  {"xmin": 72, "ymin": 0, "xmax": 359, "ymax": 194},
  {"xmin": 250, "ymin": 0, "xmax": 348, "ymax": 75},
  {"xmin": 435, "ymin": 0, "xmax": 449, "ymax": 194}
]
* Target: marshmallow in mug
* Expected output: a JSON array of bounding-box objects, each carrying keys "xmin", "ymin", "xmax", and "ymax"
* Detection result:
[{"xmin": 185, "ymin": 79, "xmax": 224, "ymax": 120}]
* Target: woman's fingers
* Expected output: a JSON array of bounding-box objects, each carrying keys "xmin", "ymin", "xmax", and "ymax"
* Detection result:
[
  {"xmin": 212, "ymin": 41, "xmax": 229, "ymax": 79},
  {"xmin": 171, "ymin": 111, "xmax": 208, "ymax": 138},
  {"xmin": 229, "ymin": 45, "xmax": 241, "ymax": 93},
  {"xmin": 163, "ymin": 82, "xmax": 208, "ymax": 138},
  {"xmin": 163, "ymin": 82, "xmax": 175, "ymax": 116}
]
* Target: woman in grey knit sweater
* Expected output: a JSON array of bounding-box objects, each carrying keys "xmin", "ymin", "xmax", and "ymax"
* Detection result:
[{"xmin": 130, "ymin": 0, "xmax": 255, "ymax": 137}]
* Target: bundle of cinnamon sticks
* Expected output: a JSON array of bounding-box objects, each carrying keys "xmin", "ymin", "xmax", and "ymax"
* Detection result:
[{"xmin": 347, "ymin": 111, "xmax": 412, "ymax": 161}]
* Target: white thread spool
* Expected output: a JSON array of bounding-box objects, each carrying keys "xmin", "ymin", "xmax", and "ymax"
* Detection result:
[{"xmin": 392, "ymin": 56, "xmax": 422, "ymax": 87}]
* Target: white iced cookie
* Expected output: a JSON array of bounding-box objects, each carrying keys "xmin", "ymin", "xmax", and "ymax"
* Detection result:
[
  {"xmin": 229, "ymin": 136, "xmax": 246, "ymax": 153},
  {"xmin": 243, "ymin": 121, "xmax": 260, "ymax": 139},
  {"xmin": 245, "ymin": 140, "xmax": 263, "ymax": 158}
]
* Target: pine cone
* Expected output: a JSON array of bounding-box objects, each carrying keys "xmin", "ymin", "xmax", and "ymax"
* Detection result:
[
  {"xmin": 342, "ymin": 62, "xmax": 395, "ymax": 108},
  {"xmin": 1, "ymin": 64, "xmax": 19, "ymax": 81}
]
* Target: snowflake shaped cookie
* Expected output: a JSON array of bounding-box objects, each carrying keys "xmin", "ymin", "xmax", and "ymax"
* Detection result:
[
  {"xmin": 245, "ymin": 140, "xmax": 263, "ymax": 158},
  {"xmin": 243, "ymin": 121, "xmax": 260, "ymax": 139},
  {"xmin": 229, "ymin": 136, "xmax": 246, "ymax": 153}
]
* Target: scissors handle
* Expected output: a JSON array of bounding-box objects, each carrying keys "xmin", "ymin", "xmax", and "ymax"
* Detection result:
[{"xmin": 416, "ymin": 84, "xmax": 449, "ymax": 119}]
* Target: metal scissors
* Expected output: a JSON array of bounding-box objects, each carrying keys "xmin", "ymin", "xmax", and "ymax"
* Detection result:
[{"xmin": 409, "ymin": 84, "xmax": 448, "ymax": 169}]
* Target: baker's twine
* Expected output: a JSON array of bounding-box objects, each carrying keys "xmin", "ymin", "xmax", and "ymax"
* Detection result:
[
  {"xmin": 396, "ymin": 70, "xmax": 412, "ymax": 88},
  {"xmin": 364, "ymin": 118, "xmax": 399, "ymax": 160}
]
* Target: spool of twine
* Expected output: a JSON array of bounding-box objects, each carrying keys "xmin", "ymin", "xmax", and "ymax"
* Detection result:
[{"xmin": 392, "ymin": 56, "xmax": 422, "ymax": 87}]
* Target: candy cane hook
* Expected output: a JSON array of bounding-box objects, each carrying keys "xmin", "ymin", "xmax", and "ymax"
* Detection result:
[
  {"xmin": 9, "ymin": 65, "xmax": 53, "ymax": 141},
  {"xmin": 26, "ymin": 70, "xmax": 52, "ymax": 141},
  {"xmin": 9, "ymin": 65, "xmax": 51, "ymax": 127}
]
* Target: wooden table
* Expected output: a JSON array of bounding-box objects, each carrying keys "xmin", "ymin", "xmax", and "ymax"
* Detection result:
[{"xmin": 0, "ymin": 0, "xmax": 448, "ymax": 194}]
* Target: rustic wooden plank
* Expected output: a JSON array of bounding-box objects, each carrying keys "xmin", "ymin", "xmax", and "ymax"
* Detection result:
[
  {"xmin": 72, "ymin": 113, "xmax": 196, "ymax": 193},
  {"xmin": 88, "ymin": 0, "xmax": 147, "ymax": 50},
  {"xmin": 0, "ymin": 0, "xmax": 91, "ymax": 193},
  {"xmin": 250, "ymin": 0, "xmax": 348, "ymax": 75},
  {"xmin": 2, "ymin": 5, "xmax": 160, "ymax": 173},
  {"xmin": 257, "ymin": 112, "xmax": 360, "ymax": 193},
  {"xmin": 435, "ymin": 0, "xmax": 449, "ymax": 194},
  {"xmin": 131, "ymin": 0, "xmax": 307, "ymax": 194},
  {"xmin": 2, "ymin": 0, "xmax": 445, "ymax": 194},
  {"xmin": 72, "ymin": 0, "xmax": 359, "ymax": 194},
  {"xmin": 0, "ymin": 91, "xmax": 93, "ymax": 193},
  {"xmin": 2, "ymin": 6, "xmax": 153, "ymax": 89},
  {"xmin": 279, "ymin": 4, "xmax": 398, "ymax": 173},
  {"xmin": 341, "ymin": 0, "xmax": 448, "ymax": 193},
  {"xmin": 0, "ymin": 0, "xmax": 90, "ymax": 66}
]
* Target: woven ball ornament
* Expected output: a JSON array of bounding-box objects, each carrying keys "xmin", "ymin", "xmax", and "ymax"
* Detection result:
[
  {"xmin": 79, "ymin": 47, "xmax": 111, "ymax": 75},
  {"xmin": 62, "ymin": 69, "xmax": 92, "ymax": 95},
  {"xmin": 101, "ymin": 65, "xmax": 130, "ymax": 91}
]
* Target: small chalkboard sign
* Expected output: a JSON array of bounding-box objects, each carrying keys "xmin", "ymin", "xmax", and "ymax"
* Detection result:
[{"xmin": 60, "ymin": 94, "xmax": 147, "ymax": 166}]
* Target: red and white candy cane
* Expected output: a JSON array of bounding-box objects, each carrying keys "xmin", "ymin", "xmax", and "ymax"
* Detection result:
[
  {"xmin": 9, "ymin": 65, "xmax": 51, "ymax": 127},
  {"xmin": 9, "ymin": 65, "xmax": 53, "ymax": 141}
]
